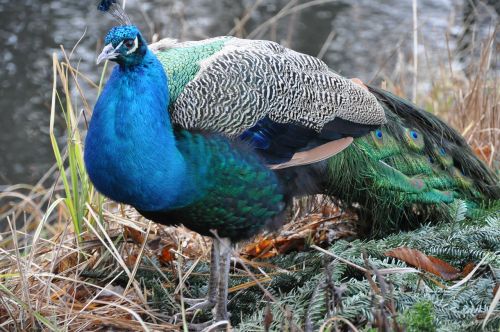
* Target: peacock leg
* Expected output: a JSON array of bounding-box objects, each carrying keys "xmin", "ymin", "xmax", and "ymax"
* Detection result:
[
  {"xmin": 214, "ymin": 237, "xmax": 231, "ymax": 322},
  {"xmin": 185, "ymin": 239, "xmax": 220, "ymax": 311}
]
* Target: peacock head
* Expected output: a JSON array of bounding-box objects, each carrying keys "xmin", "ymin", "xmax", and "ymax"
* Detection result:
[{"xmin": 97, "ymin": 25, "xmax": 148, "ymax": 67}]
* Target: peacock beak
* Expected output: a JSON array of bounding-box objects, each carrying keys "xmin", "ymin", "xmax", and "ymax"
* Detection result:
[{"xmin": 96, "ymin": 43, "xmax": 120, "ymax": 64}]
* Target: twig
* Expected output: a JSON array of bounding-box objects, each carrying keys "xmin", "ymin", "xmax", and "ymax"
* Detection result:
[
  {"xmin": 319, "ymin": 316, "xmax": 359, "ymax": 332},
  {"xmin": 362, "ymin": 252, "xmax": 396, "ymax": 331},
  {"xmin": 311, "ymin": 245, "xmax": 367, "ymax": 273},
  {"xmin": 317, "ymin": 30, "xmax": 335, "ymax": 60},
  {"xmin": 228, "ymin": 0, "xmax": 264, "ymax": 36},
  {"xmin": 482, "ymin": 277, "xmax": 500, "ymax": 329}
]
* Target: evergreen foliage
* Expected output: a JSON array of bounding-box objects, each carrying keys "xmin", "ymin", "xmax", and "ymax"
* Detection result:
[
  {"xmin": 232, "ymin": 207, "xmax": 499, "ymax": 331},
  {"xmin": 94, "ymin": 206, "xmax": 498, "ymax": 330}
]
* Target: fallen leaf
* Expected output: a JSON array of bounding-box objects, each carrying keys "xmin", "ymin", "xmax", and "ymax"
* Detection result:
[
  {"xmin": 242, "ymin": 209, "xmax": 357, "ymax": 259},
  {"xmin": 158, "ymin": 245, "xmax": 176, "ymax": 263},
  {"xmin": 276, "ymin": 237, "xmax": 305, "ymax": 255},
  {"xmin": 244, "ymin": 238, "xmax": 275, "ymax": 258},
  {"xmin": 385, "ymin": 247, "xmax": 460, "ymax": 280},
  {"xmin": 68, "ymin": 286, "xmax": 92, "ymax": 302},
  {"xmin": 124, "ymin": 226, "xmax": 144, "ymax": 244},
  {"xmin": 55, "ymin": 252, "xmax": 78, "ymax": 273},
  {"xmin": 462, "ymin": 262, "xmax": 476, "ymax": 277},
  {"xmin": 126, "ymin": 254, "xmax": 138, "ymax": 267},
  {"xmin": 472, "ymin": 144, "xmax": 492, "ymax": 163},
  {"xmin": 51, "ymin": 285, "xmax": 90, "ymax": 303}
]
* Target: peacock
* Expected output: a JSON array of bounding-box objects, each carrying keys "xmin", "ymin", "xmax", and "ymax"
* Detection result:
[{"xmin": 85, "ymin": 0, "xmax": 500, "ymax": 325}]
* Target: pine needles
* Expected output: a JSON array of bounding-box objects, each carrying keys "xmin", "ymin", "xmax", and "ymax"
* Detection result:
[{"xmin": 235, "ymin": 207, "xmax": 500, "ymax": 331}]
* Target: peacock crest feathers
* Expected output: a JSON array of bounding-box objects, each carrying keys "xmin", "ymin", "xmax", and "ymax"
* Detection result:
[{"xmin": 97, "ymin": 0, "xmax": 131, "ymax": 25}]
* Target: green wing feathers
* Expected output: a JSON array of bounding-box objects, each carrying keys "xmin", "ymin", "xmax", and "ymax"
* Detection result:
[
  {"xmin": 164, "ymin": 130, "xmax": 285, "ymax": 240},
  {"xmin": 326, "ymin": 86, "xmax": 499, "ymax": 234},
  {"xmin": 153, "ymin": 38, "xmax": 229, "ymax": 102}
]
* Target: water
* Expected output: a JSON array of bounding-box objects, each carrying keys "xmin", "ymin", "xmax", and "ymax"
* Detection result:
[{"xmin": 0, "ymin": 0, "xmax": 497, "ymax": 184}]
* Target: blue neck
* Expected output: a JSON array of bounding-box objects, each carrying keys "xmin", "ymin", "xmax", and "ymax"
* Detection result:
[{"xmin": 85, "ymin": 50, "xmax": 190, "ymax": 211}]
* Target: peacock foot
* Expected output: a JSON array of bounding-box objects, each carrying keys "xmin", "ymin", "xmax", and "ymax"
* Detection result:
[
  {"xmin": 183, "ymin": 297, "xmax": 205, "ymax": 306},
  {"xmin": 187, "ymin": 320, "xmax": 230, "ymax": 332},
  {"xmin": 173, "ymin": 297, "xmax": 230, "ymax": 331},
  {"xmin": 173, "ymin": 238, "xmax": 232, "ymax": 328}
]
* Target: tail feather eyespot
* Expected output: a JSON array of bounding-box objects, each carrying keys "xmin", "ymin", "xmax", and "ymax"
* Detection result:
[
  {"xmin": 433, "ymin": 146, "xmax": 454, "ymax": 168},
  {"xmin": 452, "ymin": 167, "xmax": 474, "ymax": 189},
  {"xmin": 371, "ymin": 129, "xmax": 386, "ymax": 147},
  {"xmin": 403, "ymin": 128, "xmax": 425, "ymax": 151}
]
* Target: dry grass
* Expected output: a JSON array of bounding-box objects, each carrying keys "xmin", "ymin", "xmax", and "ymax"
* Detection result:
[
  {"xmin": 433, "ymin": 31, "xmax": 499, "ymax": 167},
  {"xmin": 1, "ymin": 206, "xmax": 179, "ymax": 331},
  {"xmin": 384, "ymin": 29, "xmax": 499, "ymax": 168},
  {"xmin": 0, "ymin": 1, "xmax": 499, "ymax": 331}
]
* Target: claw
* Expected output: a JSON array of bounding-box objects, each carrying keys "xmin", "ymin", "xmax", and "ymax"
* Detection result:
[
  {"xmin": 186, "ymin": 299, "xmax": 216, "ymax": 312},
  {"xmin": 184, "ymin": 297, "xmax": 208, "ymax": 306}
]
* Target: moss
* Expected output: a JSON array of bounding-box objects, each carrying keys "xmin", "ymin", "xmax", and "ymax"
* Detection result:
[{"xmin": 399, "ymin": 301, "xmax": 437, "ymax": 332}]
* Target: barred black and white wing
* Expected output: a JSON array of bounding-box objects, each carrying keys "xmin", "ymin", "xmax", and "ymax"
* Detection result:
[{"xmin": 152, "ymin": 37, "xmax": 386, "ymax": 164}]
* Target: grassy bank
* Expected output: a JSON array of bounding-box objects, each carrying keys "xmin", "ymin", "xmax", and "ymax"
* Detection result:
[{"xmin": 0, "ymin": 15, "xmax": 499, "ymax": 332}]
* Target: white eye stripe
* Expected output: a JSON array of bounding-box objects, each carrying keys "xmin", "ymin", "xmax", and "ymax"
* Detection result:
[
  {"xmin": 125, "ymin": 37, "xmax": 139, "ymax": 55},
  {"xmin": 115, "ymin": 40, "xmax": 124, "ymax": 50}
]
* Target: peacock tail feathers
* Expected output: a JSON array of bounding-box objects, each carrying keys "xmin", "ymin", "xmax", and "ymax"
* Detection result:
[
  {"xmin": 371, "ymin": 85, "xmax": 499, "ymax": 198},
  {"xmin": 326, "ymin": 85, "xmax": 499, "ymax": 235}
]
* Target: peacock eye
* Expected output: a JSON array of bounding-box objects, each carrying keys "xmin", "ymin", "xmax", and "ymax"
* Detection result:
[{"xmin": 124, "ymin": 39, "xmax": 135, "ymax": 48}]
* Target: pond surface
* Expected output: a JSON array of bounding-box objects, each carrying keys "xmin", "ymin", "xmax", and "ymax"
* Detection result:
[{"xmin": 0, "ymin": 0, "xmax": 497, "ymax": 184}]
